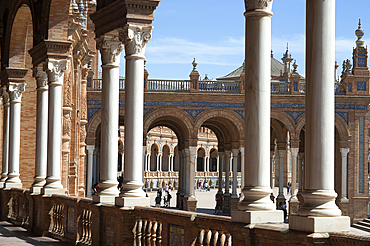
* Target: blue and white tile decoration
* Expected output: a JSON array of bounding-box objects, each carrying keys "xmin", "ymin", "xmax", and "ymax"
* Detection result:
[
  {"xmin": 184, "ymin": 109, "xmax": 205, "ymax": 119},
  {"xmin": 357, "ymin": 82, "xmax": 366, "ymax": 91},
  {"xmin": 336, "ymin": 112, "xmax": 349, "ymax": 125},
  {"xmin": 285, "ymin": 111, "xmax": 304, "ymax": 122}
]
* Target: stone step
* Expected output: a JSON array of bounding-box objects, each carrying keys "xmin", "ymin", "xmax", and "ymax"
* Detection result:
[
  {"xmin": 358, "ymin": 221, "xmax": 370, "ymax": 228},
  {"xmin": 352, "ymin": 223, "xmax": 370, "ymax": 233},
  {"xmin": 363, "ymin": 219, "xmax": 370, "ymax": 224}
]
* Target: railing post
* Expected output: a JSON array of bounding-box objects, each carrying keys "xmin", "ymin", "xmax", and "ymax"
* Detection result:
[{"xmin": 190, "ymin": 58, "xmax": 200, "ymax": 93}]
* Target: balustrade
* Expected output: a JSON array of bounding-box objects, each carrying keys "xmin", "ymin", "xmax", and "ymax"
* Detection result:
[
  {"xmin": 77, "ymin": 209, "xmax": 93, "ymax": 245},
  {"xmin": 49, "ymin": 203, "xmax": 64, "ymax": 237},
  {"xmin": 196, "ymin": 229, "xmax": 232, "ymax": 246},
  {"xmin": 91, "ymin": 78, "xmax": 347, "ymax": 95}
]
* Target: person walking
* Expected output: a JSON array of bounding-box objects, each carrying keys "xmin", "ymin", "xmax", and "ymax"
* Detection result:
[
  {"xmin": 155, "ymin": 194, "xmax": 161, "ymax": 208},
  {"xmin": 214, "ymin": 194, "xmax": 222, "ymax": 215}
]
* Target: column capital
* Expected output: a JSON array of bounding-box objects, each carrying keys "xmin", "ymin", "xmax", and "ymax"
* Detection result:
[
  {"xmin": 1, "ymin": 89, "xmax": 10, "ymax": 105},
  {"xmin": 189, "ymin": 146, "xmax": 197, "ymax": 156},
  {"xmin": 240, "ymin": 147, "xmax": 245, "ymax": 155},
  {"xmin": 8, "ymin": 83, "xmax": 26, "ymax": 103},
  {"xmin": 86, "ymin": 145, "xmax": 95, "ymax": 152},
  {"xmin": 291, "ymin": 148, "xmax": 299, "ymax": 157},
  {"xmin": 46, "ymin": 59, "xmax": 68, "ymax": 85},
  {"xmin": 231, "ymin": 149, "xmax": 239, "ymax": 156},
  {"xmin": 32, "ymin": 65, "xmax": 48, "ymax": 89},
  {"xmin": 119, "ymin": 24, "xmax": 153, "ymax": 58},
  {"xmin": 340, "ymin": 148, "xmax": 350, "ymax": 157},
  {"xmin": 96, "ymin": 35, "xmax": 124, "ymax": 66},
  {"xmin": 244, "ymin": 0, "xmax": 273, "ymax": 12}
]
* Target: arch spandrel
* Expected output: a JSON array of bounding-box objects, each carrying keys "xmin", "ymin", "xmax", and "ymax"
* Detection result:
[
  {"xmin": 194, "ymin": 109, "xmax": 244, "ymax": 142},
  {"xmin": 144, "ymin": 107, "xmax": 195, "ymax": 144},
  {"xmin": 295, "ymin": 113, "xmax": 350, "ymax": 142},
  {"xmin": 271, "ymin": 110, "xmax": 296, "ymax": 134}
]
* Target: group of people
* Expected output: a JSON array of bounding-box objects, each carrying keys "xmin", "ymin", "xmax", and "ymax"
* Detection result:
[
  {"xmin": 198, "ymin": 181, "xmax": 210, "ymax": 192},
  {"xmin": 155, "ymin": 184, "xmax": 172, "ymax": 208}
]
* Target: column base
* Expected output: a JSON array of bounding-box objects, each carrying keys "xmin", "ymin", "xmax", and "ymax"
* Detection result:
[
  {"xmin": 187, "ymin": 199, "xmax": 197, "ymax": 212},
  {"xmin": 340, "ymin": 197, "xmax": 349, "ymax": 203},
  {"xmin": 4, "ymin": 182, "xmax": 22, "ymax": 188},
  {"xmin": 30, "ymin": 186, "xmax": 43, "ymax": 194},
  {"xmin": 288, "ymin": 199, "xmax": 300, "ymax": 215},
  {"xmin": 231, "ymin": 210, "xmax": 283, "ymax": 224},
  {"xmin": 41, "ymin": 187, "xmax": 65, "ymax": 196},
  {"xmin": 276, "ymin": 196, "xmax": 286, "ymax": 210},
  {"xmin": 93, "ymin": 194, "xmax": 116, "ymax": 204},
  {"xmin": 230, "ymin": 197, "xmax": 239, "ymax": 212},
  {"xmin": 115, "ymin": 196, "xmax": 150, "ymax": 207},
  {"xmin": 289, "ymin": 214, "xmax": 350, "ymax": 232},
  {"xmin": 0, "ymin": 182, "xmax": 4, "ymax": 188},
  {"xmin": 222, "ymin": 193, "xmax": 231, "ymax": 214}
]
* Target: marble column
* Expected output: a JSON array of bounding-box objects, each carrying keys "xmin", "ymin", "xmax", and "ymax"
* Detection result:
[
  {"xmin": 189, "ymin": 147, "xmax": 197, "ymax": 200},
  {"xmin": 31, "ymin": 66, "xmax": 48, "ymax": 194},
  {"xmin": 240, "ymin": 147, "xmax": 245, "ymax": 188},
  {"xmin": 290, "ymin": 148, "xmax": 299, "ymax": 201},
  {"xmin": 206, "ymin": 156, "xmax": 210, "ymax": 172},
  {"xmin": 86, "ymin": 145, "xmax": 95, "ymax": 198},
  {"xmin": 159, "ymin": 154, "xmax": 162, "ymax": 171},
  {"xmin": 93, "ymin": 35, "xmax": 122, "ymax": 204},
  {"xmin": 147, "ymin": 154, "xmax": 151, "ymax": 171},
  {"xmin": 290, "ymin": 0, "xmax": 350, "ymax": 232},
  {"xmin": 224, "ymin": 151, "xmax": 231, "ymax": 195},
  {"xmin": 156, "ymin": 154, "xmax": 160, "ymax": 171},
  {"xmin": 231, "ymin": 149, "xmax": 239, "ymax": 198},
  {"xmin": 270, "ymin": 150, "xmax": 275, "ymax": 190},
  {"xmin": 42, "ymin": 59, "xmax": 67, "ymax": 195},
  {"xmin": 340, "ymin": 148, "xmax": 350, "ymax": 202},
  {"xmin": 277, "ymin": 150, "xmax": 285, "ymax": 200},
  {"xmin": 116, "ymin": 25, "xmax": 152, "ymax": 207},
  {"xmin": 217, "ymin": 152, "xmax": 224, "ymax": 196},
  {"xmin": 4, "ymin": 83, "xmax": 25, "ymax": 188},
  {"xmin": 0, "ymin": 90, "xmax": 10, "ymax": 188},
  {"xmin": 232, "ymin": 0, "xmax": 282, "ymax": 224}
]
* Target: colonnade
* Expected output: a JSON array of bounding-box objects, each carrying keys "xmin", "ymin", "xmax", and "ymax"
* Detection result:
[{"xmin": 0, "ymin": 59, "xmax": 68, "ymax": 196}]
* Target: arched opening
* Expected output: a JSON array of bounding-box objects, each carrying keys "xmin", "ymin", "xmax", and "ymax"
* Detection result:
[
  {"xmin": 162, "ymin": 145, "xmax": 170, "ymax": 171},
  {"xmin": 210, "ymin": 148, "xmax": 218, "ymax": 172},
  {"xmin": 197, "ymin": 148, "xmax": 206, "ymax": 172}
]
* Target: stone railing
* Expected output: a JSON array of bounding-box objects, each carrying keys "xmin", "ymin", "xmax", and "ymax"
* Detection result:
[
  {"xmin": 199, "ymin": 81, "xmax": 240, "ymax": 93},
  {"xmin": 91, "ymin": 78, "xmax": 347, "ymax": 95},
  {"xmin": 148, "ymin": 79, "xmax": 191, "ymax": 92},
  {"xmin": 1, "ymin": 188, "xmax": 370, "ymax": 245}
]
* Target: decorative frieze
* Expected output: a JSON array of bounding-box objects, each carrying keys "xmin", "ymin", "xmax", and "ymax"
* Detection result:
[
  {"xmin": 8, "ymin": 83, "xmax": 25, "ymax": 102},
  {"xmin": 119, "ymin": 25, "xmax": 152, "ymax": 57},
  {"xmin": 96, "ymin": 35, "xmax": 123, "ymax": 65}
]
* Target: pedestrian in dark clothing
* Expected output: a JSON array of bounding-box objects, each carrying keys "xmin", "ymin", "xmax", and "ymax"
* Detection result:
[
  {"xmin": 214, "ymin": 194, "xmax": 222, "ymax": 215},
  {"xmin": 155, "ymin": 194, "xmax": 161, "ymax": 208}
]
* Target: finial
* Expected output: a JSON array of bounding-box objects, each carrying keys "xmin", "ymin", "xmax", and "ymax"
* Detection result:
[
  {"xmin": 286, "ymin": 42, "xmax": 289, "ymax": 51},
  {"xmin": 192, "ymin": 58, "xmax": 198, "ymax": 71},
  {"xmin": 271, "ymin": 50, "xmax": 273, "ymax": 58},
  {"xmin": 292, "ymin": 60, "xmax": 298, "ymax": 73},
  {"xmin": 355, "ymin": 19, "xmax": 365, "ymax": 47}
]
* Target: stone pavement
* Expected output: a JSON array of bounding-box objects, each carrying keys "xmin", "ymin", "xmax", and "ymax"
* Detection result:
[{"xmin": 0, "ymin": 221, "xmax": 71, "ymax": 246}]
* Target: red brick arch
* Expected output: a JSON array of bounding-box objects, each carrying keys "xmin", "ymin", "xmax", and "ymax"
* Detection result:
[
  {"xmin": 144, "ymin": 108, "xmax": 194, "ymax": 144},
  {"xmin": 47, "ymin": 0, "xmax": 70, "ymax": 40},
  {"xmin": 86, "ymin": 109, "xmax": 102, "ymax": 144},
  {"xmin": 295, "ymin": 113, "xmax": 350, "ymax": 141},
  {"xmin": 271, "ymin": 110, "xmax": 296, "ymax": 135},
  {"xmin": 2, "ymin": 0, "xmax": 35, "ymax": 68},
  {"xmin": 194, "ymin": 109, "xmax": 244, "ymax": 142}
]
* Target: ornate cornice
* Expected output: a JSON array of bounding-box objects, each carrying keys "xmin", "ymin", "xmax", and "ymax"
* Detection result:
[
  {"xmin": 28, "ymin": 40, "xmax": 72, "ymax": 67},
  {"xmin": 96, "ymin": 35, "xmax": 124, "ymax": 65},
  {"xmin": 244, "ymin": 0, "xmax": 273, "ymax": 12},
  {"xmin": 32, "ymin": 66, "xmax": 48, "ymax": 89},
  {"xmin": 8, "ymin": 83, "xmax": 25, "ymax": 102},
  {"xmin": 119, "ymin": 24, "xmax": 152, "ymax": 58},
  {"xmin": 0, "ymin": 68, "xmax": 27, "ymax": 86},
  {"xmin": 46, "ymin": 59, "xmax": 68, "ymax": 85}
]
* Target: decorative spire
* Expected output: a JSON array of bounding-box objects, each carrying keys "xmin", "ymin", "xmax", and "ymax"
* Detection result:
[
  {"xmin": 282, "ymin": 42, "xmax": 291, "ymax": 58},
  {"xmin": 192, "ymin": 58, "xmax": 198, "ymax": 71},
  {"xmin": 292, "ymin": 60, "xmax": 298, "ymax": 73},
  {"xmin": 355, "ymin": 19, "xmax": 365, "ymax": 47},
  {"xmin": 78, "ymin": 0, "xmax": 86, "ymax": 28}
]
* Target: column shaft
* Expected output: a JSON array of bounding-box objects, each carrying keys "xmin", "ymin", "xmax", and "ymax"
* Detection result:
[
  {"xmin": 86, "ymin": 145, "xmax": 95, "ymax": 197},
  {"xmin": 239, "ymin": 2, "xmax": 275, "ymax": 212},
  {"xmin": 231, "ymin": 149, "xmax": 239, "ymax": 198},
  {"xmin": 0, "ymin": 92, "xmax": 10, "ymax": 187},
  {"xmin": 5, "ymin": 83, "xmax": 25, "ymax": 188},
  {"xmin": 31, "ymin": 67, "xmax": 48, "ymax": 193},
  {"xmin": 189, "ymin": 147, "xmax": 197, "ymax": 199},
  {"xmin": 217, "ymin": 152, "xmax": 224, "ymax": 195},
  {"xmin": 298, "ymin": 0, "xmax": 341, "ymax": 217},
  {"xmin": 290, "ymin": 148, "xmax": 299, "ymax": 201},
  {"xmin": 277, "ymin": 150, "xmax": 285, "ymax": 199},
  {"xmin": 340, "ymin": 148, "xmax": 349, "ymax": 201},
  {"xmin": 225, "ymin": 151, "xmax": 231, "ymax": 194},
  {"xmin": 240, "ymin": 147, "xmax": 245, "ymax": 188},
  {"xmin": 93, "ymin": 36, "xmax": 122, "ymax": 203}
]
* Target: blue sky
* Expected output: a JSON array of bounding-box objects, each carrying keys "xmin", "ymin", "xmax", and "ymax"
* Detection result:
[{"xmin": 110, "ymin": 0, "xmax": 370, "ymax": 80}]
